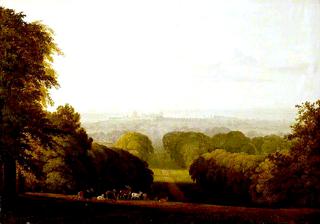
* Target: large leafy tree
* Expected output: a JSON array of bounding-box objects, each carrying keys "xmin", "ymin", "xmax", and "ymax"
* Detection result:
[
  {"xmin": 89, "ymin": 143, "xmax": 153, "ymax": 192},
  {"xmin": 189, "ymin": 149, "xmax": 263, "ymax": 201},
  {"xmin": 114, "ymin": 132, "xmax": 154, "ymax": 161},
  {"xmin": 250, "ymin": 100, "xmax": 320, "ymax": 206},
  {"xmin": 163, "ymin": 131, "xmax": 213, "ymax": 168},
  {"xmin": 0, "ymin": 7, "xmax": 61, "ymax": 208},
  {"xmin": 40, "ymin": 105, "xmax": 93, "ymax": 193}
]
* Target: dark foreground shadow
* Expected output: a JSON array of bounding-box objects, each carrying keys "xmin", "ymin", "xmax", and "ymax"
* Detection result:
[{"xmin": 2, "ymin": 193, "xmax": 320, "ymax": 224}]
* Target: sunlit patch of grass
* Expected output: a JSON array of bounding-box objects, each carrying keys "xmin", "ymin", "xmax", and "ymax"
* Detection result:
[{"xmin": 152, "ymin": 168, "xmax": 193, "ymax": 183}]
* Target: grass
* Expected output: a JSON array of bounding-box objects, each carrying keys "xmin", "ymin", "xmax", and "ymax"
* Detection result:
[
  {"xmin": 4, "ymin": 193, "xmax": 319, "ymax": 224},
  {"xmin": 152, "ymin": 168, "xmax": 193, "ymax": 183}
]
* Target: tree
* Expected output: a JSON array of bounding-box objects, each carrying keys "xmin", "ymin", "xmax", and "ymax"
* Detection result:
[
  {"xmin": 41, "ymin": 105, "xmax": 93, "ymax": 193},
  {"xmin": 250, "ymin": 100, "xmax": 320, "ymax": 206},
  {"xmin": 223, "ymin": 131, "xmax": 250, "ymax": 153},
  {"xmin": 89, "ymin": 143, "xmax": 153, "ymax": 192},
  {"xmin": 211, "ymin": 131, "xmax": 251, "ymax": 153},
  {"xmin": 251, "ymin": 137, "xmax": 264, "ymax": 154},
  {"xmin": 260, "ymin": 135, "xmax": 291, "ymax": 155},
  {"xmin": 241, "ymin": 143, "xmax": 257, "ymax": 155},
  {"xmin": 189, "ymin": 149, "xmax": 263, "ymax": 202},
  {"xmin": 163, "ymin": 132, "xmax": 213, "ymax": 168},
  {"xmin": 0, "ymin": 7, "xmax": 61, "ymax": 210},
  {"xmin": 114, "ymin": 132, "xmax": 154, "ymax": 161},
  {"xmin": 211, "ymin": 133, "xmax": 228, "ymax": 149}
]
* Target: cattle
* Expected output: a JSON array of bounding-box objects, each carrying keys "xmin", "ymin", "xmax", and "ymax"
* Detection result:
[
  {"xmin": 84, "ymin": 188, "xmax": 95, "ymax": 199},
  {"xmin": 77, "ymin": 191, "xmax": 84, "ymax": 199},
  {"xmin": 158, "ymin": 196, "xmax": 169, "ymax": 202},
  {"xmin": 97, "ymin": 194, "xmax": 105, "ymax": 200},
  {"xmin": 119, "ymin": 189, "xmax": 131, "ymax": 200},
  {"xmin": 105, "ymin": 190, "xmax": 117, "ymax": 200},
  {"xmin": 131, "ymin": 192, "xmax": 143, "ymax": 200}
]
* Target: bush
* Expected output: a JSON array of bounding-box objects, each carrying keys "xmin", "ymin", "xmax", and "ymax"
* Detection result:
[{"xmin": 189, "ymin": 149, "xmax": 263, "ymax": 200}]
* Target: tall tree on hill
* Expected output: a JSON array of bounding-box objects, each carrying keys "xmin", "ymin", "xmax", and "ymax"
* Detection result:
[
  {"xmin": 0, "ymin": 7, "xmax": 61, "ymax": 211},
  {"xmin": 250, "ymin": 100, "xmax": 320, "ymax": 206}
]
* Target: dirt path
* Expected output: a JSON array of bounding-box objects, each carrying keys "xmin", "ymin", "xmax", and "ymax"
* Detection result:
[{"xmin": 159, "ymin": 169, "xmax": 187, "ymax": 201}]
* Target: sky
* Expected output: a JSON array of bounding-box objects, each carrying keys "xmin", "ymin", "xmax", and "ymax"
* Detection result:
[{"xmin": 2, "ymin": 0, "xmax": 320, "ymax": 116}]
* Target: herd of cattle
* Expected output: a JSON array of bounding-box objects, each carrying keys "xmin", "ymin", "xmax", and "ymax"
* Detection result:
[{"xmin": 77, "ymin": 187, "xmax": 154, "ymax": 201}]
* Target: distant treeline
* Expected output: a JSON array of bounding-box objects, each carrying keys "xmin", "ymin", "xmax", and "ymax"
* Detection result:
[{"xmin": 162, "ymin": 131, "xmax": 291, "ymax": 168}]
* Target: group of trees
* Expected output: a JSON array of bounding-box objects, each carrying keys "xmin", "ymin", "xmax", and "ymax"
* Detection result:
[
  {"xmin": 250, "ymin": 100, "xmax": 320, "ymax": 207},
  {"xmin": 189, "ymin": 150, "xmax": 263, "ymax": 202},
  {"xmin": 19, "ymin": 105, "xmax": 154, "ymax": 194},
  {"xmin": 190, "ymin": 100, "xmax": 320, "ymax": 207},
  {"xmin": 0, "ymin": 7, "xmax": 62, "ymax": 209},
  {"xmin": 212, "ymin": 131, "xmax": 291, "ymax": 155},
  {"xmin": 89, "ymin": 143, "xmax": 153, "ymax": 192},
  {"xmin": 20, "ymin": 105, "xmax": 93, "ymax": 193},
  {"xmin": 163, "ymin": 132, "xmax": 213, "ymax": 168},
  {"xmin": 162, "ymin": 130, "xmax": 290, "ymax": 169},
  {"xmin": 2, "ymin": 6, "xmax": 319, "ymax": 210},
  {"xmin": 114, "ymin": 132, "xmax": 154, "ymax": 161},
  {"xmin": 0, "ymin": 7, "xmax": 153, "ymax": 211}
]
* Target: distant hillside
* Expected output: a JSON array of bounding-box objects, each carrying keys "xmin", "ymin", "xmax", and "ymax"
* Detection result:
[{"xmin": 82, "ymin": 116, "xmax": 292, "ymax": 149}]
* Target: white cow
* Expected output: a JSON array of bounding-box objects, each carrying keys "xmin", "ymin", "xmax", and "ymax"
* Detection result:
[
  {"xmin": 131, "ymin": 192, "xmax": 143, "ymax": 200},
  {"xmin": 97, "ymin": 194, "xmax": 105, "ymax": 200}
]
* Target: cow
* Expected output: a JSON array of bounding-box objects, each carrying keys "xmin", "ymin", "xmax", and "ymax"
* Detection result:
[
  {"xmin": 97, "ymin": 194, "xmax": 105, "ymax": 200},
  {"xmin": 105, "ymin": 190, "xmax": 117, "ymax": 200},
  {"xmin": 131, "ymin": 192, "xmax": 143, "ymax": 200},
  {"xmin": 119, "ymin": 189, "xmax": 131, "ymax": 200}
]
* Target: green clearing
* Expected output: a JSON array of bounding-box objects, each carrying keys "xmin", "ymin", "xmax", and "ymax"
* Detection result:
[{"xmin": 152, "ymin": 168, "xmax": 193, "ymax": 183}]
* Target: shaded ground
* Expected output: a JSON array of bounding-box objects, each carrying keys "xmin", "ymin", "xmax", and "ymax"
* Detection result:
[
  {"xmin": 152, "ymin": 169, "xmax": 253, "ymax": 206},
  {"xmin": 2, "ymin": 193, "xmax": 319, "ymax": 224},
  {"xmin": 154, "ymin": 169, "xmax": 187, "ymax": 201}
]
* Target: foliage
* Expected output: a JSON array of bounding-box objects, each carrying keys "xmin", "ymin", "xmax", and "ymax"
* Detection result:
[
  {"xmin": 189, "ymin": 149, "xmax": 264, "ymax": 199},
  {"xmin": 0, "ymin": 7, "xmax": 153, "ymax": 196},
  {"xmin": 147, "ymin": 151, "xmax": 181, "ymax": 169},
  {"xmin": 21, "ymin": 104, "xmax": 93, "ymax": 193},
  {"xmin": 250, "ymin": 100, "xmax": 320, "ymax": 207},
  {"xmin": 114, "ymin": 131, "xmax": 154, "ymax": 161},
  {"xmin": 223, "ymin": 131, "xmax": 251, "ymax": 153},
  {"xmin": 211, "ymin": 131, "xmax": 251, "ymax": 153},
  {"xmin": 257, "ymin": 135, "xmax": 291, "ymax": 155},
  {"xmin": 21, "ymin": 106, "xmax": 154, "ymax": 193},
  {"xmin": 212, "ymin": 131, "xmax": 290, "ymax": 155},
  {"xmin": 89, "ymin": 143, "xmax": 153, "ymax": 191},
  {"xmin": 163, "ymin": 132, "xmax": 213, "ymax": 168},
  {"xmin": 0, "ymin": 7, "xmax": 61, "ymax": 162},
  {"xmin": 0, "ymin": 8, "xmax": 62, "ymax": 206}
]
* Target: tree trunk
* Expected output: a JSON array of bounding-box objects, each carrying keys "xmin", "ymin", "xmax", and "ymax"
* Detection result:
[{"xmin": 0, "ymin": 156, "xmax": 16, "ymax": 214}]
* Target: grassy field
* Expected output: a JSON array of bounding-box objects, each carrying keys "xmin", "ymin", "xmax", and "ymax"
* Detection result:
[{"xmin": 152, "ymin": 168, "xmax": 193, "ymax": 183}]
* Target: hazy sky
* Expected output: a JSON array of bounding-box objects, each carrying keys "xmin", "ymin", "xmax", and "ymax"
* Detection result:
[{"xmin": 2, "ymin": 0, "xmax": 320, "ymax": 114}]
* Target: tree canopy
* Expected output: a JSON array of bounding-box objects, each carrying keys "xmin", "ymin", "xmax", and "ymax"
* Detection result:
[
  {"xmin": 21, "ymin": 106, "xmax": 154, "ymax": 193},
  {"xmin": 0, "ymin": 7, "xmax": 61, "ymax": 161},
  {"xmin": 114, "ymin": 132, "xmax": 154, "ymax": 161},
  {"xmin": 0, "ymin": 7, "xmax": 61, "ymax": 207},
  {"xmin": 89, "ymin": 143, "xmax": 153, "ymax": 192},
  {"xmin": 189, "ymin": 149, "xmax": 263, "ymax": 200},
  {"xmin": 250, "ymin": 100, "xmax": 320, "ymax": 206},
  {"xmin": 163, "ymin": 131, "xmax": 213, "ymax": 168}
]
